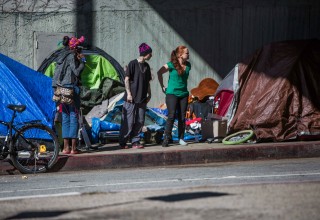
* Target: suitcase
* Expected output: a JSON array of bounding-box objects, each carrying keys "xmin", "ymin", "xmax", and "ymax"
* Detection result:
[{"xmin": 201, "ymin": 119, "xmax": 227, "ymax": 141}]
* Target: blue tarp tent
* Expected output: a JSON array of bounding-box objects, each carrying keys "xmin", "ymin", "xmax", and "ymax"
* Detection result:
[{"xmin": 0, "ymin": 53, "xmax": 55, "ymax": 135}]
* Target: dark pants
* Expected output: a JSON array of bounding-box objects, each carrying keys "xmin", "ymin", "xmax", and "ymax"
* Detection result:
[
  {"xmin": 119, "ymin": 101, "xmax": 147, "ymax": 146},
  {"xmin": 165, "ymin": 94, "xmax": 188, "ymax": 140}
]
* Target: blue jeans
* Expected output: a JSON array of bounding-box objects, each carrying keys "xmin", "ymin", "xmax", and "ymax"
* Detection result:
[{"xmin": 61, "ymin": 104, "xmax": 79, "ymax": 139}]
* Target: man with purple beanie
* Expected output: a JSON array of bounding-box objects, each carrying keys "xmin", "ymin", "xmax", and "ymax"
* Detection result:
[{"xmin": 119, "ymin": 43, "xmax": 153, "ymax": 149}]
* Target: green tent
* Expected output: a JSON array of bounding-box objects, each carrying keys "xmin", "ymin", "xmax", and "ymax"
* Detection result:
[{"xmin": 38, "ymin": 46, "xmax": 125, "ymax": 113}]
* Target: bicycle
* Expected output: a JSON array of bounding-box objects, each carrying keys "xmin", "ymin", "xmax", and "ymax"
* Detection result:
[{"xmin": 0, "ymin": 104, "xmax": 60, "ymax": 174}]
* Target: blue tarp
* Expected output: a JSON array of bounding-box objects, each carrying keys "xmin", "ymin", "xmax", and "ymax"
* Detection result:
[
  {"xmin": 91, "ymin": 100, "xmax": 201, "ymax": 143},
  {"xmin": 0, "ymin": 53, "xmax": 55, "ymax": 135}
]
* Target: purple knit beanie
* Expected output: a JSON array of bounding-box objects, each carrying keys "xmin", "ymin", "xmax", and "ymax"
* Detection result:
[{"xmin": 139, "ymin": 43, "xmax": 152, "ymax": 56}]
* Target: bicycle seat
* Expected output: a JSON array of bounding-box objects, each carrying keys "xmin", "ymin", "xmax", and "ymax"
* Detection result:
[{"xmin": 7, "ymin": 104, "xmax": 26, "ymax": 113}]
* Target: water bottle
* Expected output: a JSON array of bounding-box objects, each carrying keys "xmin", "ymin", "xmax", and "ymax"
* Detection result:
[{"xmin": 81, "ymin": 57, "xmax": 86, "ymax": 63}]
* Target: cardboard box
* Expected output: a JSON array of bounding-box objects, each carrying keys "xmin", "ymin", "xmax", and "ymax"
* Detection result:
[
  {"xmin": 201, "ymin": 120, "xmax": 227, "ymax": 140},
  {"xmin": 213, "ymin": 120, "xmax": 227, "ymax": 138}
]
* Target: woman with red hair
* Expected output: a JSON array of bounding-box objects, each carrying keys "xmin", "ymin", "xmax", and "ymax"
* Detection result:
[{"xmin": 157, "ymin": 45, "xmax": 191, "ymax": 147}]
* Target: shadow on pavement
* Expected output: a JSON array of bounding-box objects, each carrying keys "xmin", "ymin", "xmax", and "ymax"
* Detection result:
[{"xmin": 146, "ymin": 191, "xmax": 230, "ymax": 202}]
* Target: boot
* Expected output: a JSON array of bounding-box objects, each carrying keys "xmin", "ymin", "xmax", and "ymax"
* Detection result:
[{"xmin": 162, "ymin": 135, "xmax": 169, "ymax": 147}]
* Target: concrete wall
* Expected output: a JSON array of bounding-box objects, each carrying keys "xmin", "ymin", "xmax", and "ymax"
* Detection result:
[{"xmin": 0, "ymin": 0, "xmax": 319, "ymax": 107}]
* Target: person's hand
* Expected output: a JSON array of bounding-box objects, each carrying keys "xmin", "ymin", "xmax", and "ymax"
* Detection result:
[
  {"xmin": 77, "ymin": 53, "xmax": 86, "ymax": 61},
  {"xmin": 146, "ymin": 95, "xmax": 151, "ymax": 103},
  {"xmin": 127, "ymin": 94, "xmax": 133, "ymax": 103},
  {"xmin": 77, "ymin": 53, "xmax": 83, "ymax": 59},
  {"xmin": 161, "ymin": 86, "xmax": 166, "ymax": 93}
]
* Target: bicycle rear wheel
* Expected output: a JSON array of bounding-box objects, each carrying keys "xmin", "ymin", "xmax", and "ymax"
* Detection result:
[{"xmin": 11, "ymin": 124, "xmax": 60, "ymax": 174}]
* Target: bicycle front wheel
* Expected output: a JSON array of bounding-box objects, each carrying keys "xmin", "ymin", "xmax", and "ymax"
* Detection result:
[{"xmin": 11, "ymin": 124, "xmax": 60, "ymax": 174}]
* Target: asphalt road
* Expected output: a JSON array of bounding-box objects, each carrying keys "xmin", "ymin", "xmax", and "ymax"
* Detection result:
[{"xmin": 0, "ymin": 158, "xmax": 319, "ymax": 219}]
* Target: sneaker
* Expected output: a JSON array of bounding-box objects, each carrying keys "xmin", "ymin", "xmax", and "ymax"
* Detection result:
[
  {"xmin": 132, "ymin": 142, "xmax": 144, "ymax": 149},
  {"xmin": 179, "ymin": 139, "xmax": 188, "ymax": 146},
  {"xmin": 119, "ymin": 145, "xmax": 129, "ymax": 149}
]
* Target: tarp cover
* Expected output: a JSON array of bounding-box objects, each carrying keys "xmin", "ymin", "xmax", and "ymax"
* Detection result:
[
  {"xmin": 229, "ymin": 39, "xmax": 320, "ymax": 141},
  {"xmin": 0, "ymin": 53, "xmax": 55, "ymax": 135}
]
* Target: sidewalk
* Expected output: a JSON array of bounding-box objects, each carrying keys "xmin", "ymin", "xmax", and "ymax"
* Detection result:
[{"xmin": 1, "ymin": 140, "xmax": 320, "ymax": 175}]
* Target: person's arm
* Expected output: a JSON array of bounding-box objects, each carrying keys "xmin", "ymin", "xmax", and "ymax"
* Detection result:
[
  {"xmin": 157, "ymin": 64, "xmax": 169, "ymax": 93},
  {"xmin": 52, "ymin": 64, "xmax": 62, "ymax": 87},
  {"xmin": 124, "ymin": 76, "xmax": 132, "ymax": 102},
  {"xmin": 146, "ymin": 81, "xmax": 151, "ymax": 103},
  {"xmin": 69, "ymin": 54, "xmax": 85, "ymax": 77}
]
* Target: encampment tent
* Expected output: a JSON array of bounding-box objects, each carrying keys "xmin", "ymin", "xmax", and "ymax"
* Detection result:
[
  {"xmin": 37, "ymin": 45, "xmax": 125, "ymax": 112},
  {"xmin": 0, "ymin": 53, "xmax": 55, "ymax": 135},
  {"xmin": 227, "ymin": 39, "xmax": 320, "ymax": 142}
]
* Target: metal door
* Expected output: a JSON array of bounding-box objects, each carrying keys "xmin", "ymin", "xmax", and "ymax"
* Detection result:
[{"xmin": 34, "ymin": 32, "xmax": 74, "ymax": 69}]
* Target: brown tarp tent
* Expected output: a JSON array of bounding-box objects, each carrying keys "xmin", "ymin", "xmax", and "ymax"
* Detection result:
[{"xmin": 228, "ymin": 39, "xmax": 320, "ymax": 142}]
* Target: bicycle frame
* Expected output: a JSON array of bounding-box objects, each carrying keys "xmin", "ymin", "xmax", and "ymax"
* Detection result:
[
  {"xmin": 0, "ymin": 108, "xmax": 41, "ymax": 156},
  {"xmin": 0, "ymin": 108, "xmax": 18, "ymax": 156}
]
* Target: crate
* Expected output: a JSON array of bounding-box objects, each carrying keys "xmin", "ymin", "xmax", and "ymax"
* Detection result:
[{"xmin": 99, "ymin": 131, "xmax": 119, "ymax": 144}]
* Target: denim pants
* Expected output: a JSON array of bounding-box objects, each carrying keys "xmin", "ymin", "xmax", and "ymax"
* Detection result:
[
  {"xmin": 61, "ymin": 104, "xmax": 79, "ymax": 139},
  {"xmin": 165, "ymin": 94, "xmax": 188, "ymax": 139}
]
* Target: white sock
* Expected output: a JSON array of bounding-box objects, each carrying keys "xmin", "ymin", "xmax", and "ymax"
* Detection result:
[{"xmin": 179, "ymin": 139, "xmax": 188, "ymax": 146}]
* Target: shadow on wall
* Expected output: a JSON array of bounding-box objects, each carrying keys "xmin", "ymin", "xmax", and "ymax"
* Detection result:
[
  {"xmin": 145, "ymin": 0, "xmax": 320, "ymax": 78},
  {"xmin": 76, "ymin": 0, "xmax": 94, "ymax": 45}
]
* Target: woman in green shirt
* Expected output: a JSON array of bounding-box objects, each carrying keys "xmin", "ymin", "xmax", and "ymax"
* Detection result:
[{"xmin": 157, "ymin": 45, "xmax": 191, "ymax": 147}]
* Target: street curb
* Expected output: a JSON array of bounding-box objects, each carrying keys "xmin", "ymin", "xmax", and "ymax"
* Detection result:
[
  {"xmin": 51, "ymin": 141, "xmax": 320, "ymax": 172},
  {"xmin": 1, "ymin": 141, "xmax": 320, "ymax": 174}
]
